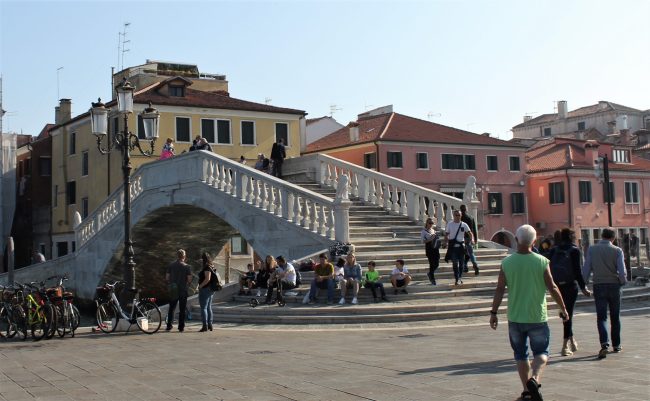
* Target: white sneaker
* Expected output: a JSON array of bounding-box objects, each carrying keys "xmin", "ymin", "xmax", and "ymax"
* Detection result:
[
  {"xmin": 339, "ymin": 297, "xmax": 346, "ymax": 305},
  {"xmin": 351, "ymin": 297, "xmax": 358, "ymax": 305},
  {"xmin": 256, "ymin": 290, "xmax": 261, "ymax": 297}
]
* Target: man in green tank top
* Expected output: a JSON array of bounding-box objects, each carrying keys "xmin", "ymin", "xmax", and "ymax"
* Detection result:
[{"xmin": 490, "ymin": 225, "xmax": 568, "ymax": 401}]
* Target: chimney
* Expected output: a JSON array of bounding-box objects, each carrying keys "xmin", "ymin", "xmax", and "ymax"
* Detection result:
[
  {"xmin": 557, "ymin": 100, "xmax": 568, "ymax": 119},
  {"xmin": 607, "ymin": 121, "xmax": 617, "ymax": 135},
  {"xmin": 348, "ymin": 122, "xmax": 360, "ymax": 142},
  {"xmin": 56, "ymin": 99, "xmax": 72, "ymax": 125},
  {"xmin": 584, "ymin": 140, "xmax": 600, "ymax": 165},
  {"xmin": 523, "ymin": 115, "xmax": 532, "ymax": 123},
  {"xmin": 620, "ymin": 129, "xmax": 631, "ymax": 145}
]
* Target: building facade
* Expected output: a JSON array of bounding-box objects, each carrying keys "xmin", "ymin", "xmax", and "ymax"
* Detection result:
[
  {"xmin": 304, "ymin": 106, "xmax": 529, "ymax": 246},
  {"xmin": 48, "ymin": 63, "xmax": 306, "ymax": 257},
  {"xmin": 526, "ymin": 137, "xmax": 650, "ymax": 249},
  {"xmin": 305, "ymin": 116, "xmax": 343, "ymax": 146},
  {"xmin": 513, "ymin": 100, "xmax": 650, "ymax": 140}
]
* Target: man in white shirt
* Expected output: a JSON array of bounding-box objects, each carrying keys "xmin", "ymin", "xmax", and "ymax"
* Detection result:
[
  {"xmin": 265, "ymin": 255, "xmax": 297, "ymax": 304},
  {"xmin": 445, "ymin": 210, "xmax": 473, "ymax": 285}
]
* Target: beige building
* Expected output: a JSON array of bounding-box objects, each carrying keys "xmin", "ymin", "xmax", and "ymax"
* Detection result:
[{"xmin": 49, "ymin": 62, "xmax": 306, "ymax": 256}]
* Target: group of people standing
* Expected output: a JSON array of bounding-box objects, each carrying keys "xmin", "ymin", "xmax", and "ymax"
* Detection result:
[
  {"xmin": 489, "ymin": 225, "xmax": 627, "ymax": 401},
  {"xmin": 253, "ymin": 138, "xmax": 287, "ymax": 178}
]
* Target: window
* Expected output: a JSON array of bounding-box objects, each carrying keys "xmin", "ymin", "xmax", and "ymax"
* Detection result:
[
  {"xmin": 82, "ymin": 151, "xmax": 89, "ymax": 176},
  {"xmin": 625, "ymin": 182, "xmax": 639, "ymax": 204},
  {"xmin": 53, "ymin": 185, "xmax": 58, "ymax": 207},
  {"xmin": 488, "ymin": 193, "xmax": 503, "ymax": 214},
  {"xmin": 509, "ymin": 156, "xmax": 521, "ymax": 171},
  {"xmin": 613, "ymin": 149, "xmax": 630, "ymax": 163},
  {"xmin": 176, "ymin": 117, "xmax": 191, "ymax": 142},
  {"xmin": 137, "ymin": 114, "xmax": 145, "ymax": 139},
  {"xmin": 387, "ymin": 151, "xmax": 403, "ymax": 168},
  {"xmin": 217, "ymin": 120, "xmax": 231, "ymax": 144},
  {"xmin": 241, "ymin": 121, "xmax": 255, "ymax": 145},
  {"xmin": 169, "ymin": 86, "xmax": 185, "ymax": 97},
  {"xmin": 577, "ymin": 121, "xmax": 586, "ymax": 131},
  {"xmin": 486, "ymin": 155, "xmax": 498, "ymax": 171},
  {"xmin": 578, "ymin": 181, "xmax": 592, "ymax": 203},
  {"xmin": 24, "ymin": 159, "xmax": 31, "ymax": 176},
  {"xmin": 66, "ymin": 181, "xmax": 76, "ymax": 205},
  {"xmin": 39, "ymin": 243, "xmax": 46, "ymax": 256},
  {"xmin": 543, "ymin": 127, "xmax": 551, "ymax": 137},
  {"xmin": 56, "ymin": 242, "xmax": 69, "ymax": 257},
  {"xmin": 81, "ymin": 197, "xmax": 89, "ymax": 219},
  {"xmin": 593, "ymin": 228, "xmax": 600, "ymax": 241},
  {"xmin": 201, "ymin": 119, "xmax": 215, "ymax": 143},
  {"xmin": 38, "ymin": 157, "xmax": 51, "ymax": 176},
  {"xmin": 416, "ymin": 153, "xmax": 428, "ymax": 169},
  {"xmin": 364, "ymin": 152, "xmax": 377, "ymax": 169},
  {"xmin": 511, "ymin": 192, "xmax": 525, "ymax": 214},
  {"xmin": 603, "ymin": 182, "xmax": 615, "ymax": 203},
  {"xmin": 69, "ymin": 132, "xmax": 76, "ymax": 155},
  {"xmin": 641, "ymin": 228, "xmax": 648, "ymax": 244},
  {"xmin": 275, "ymin": 122, "xmax": 289, "ymax": 146},
  {"xmin": 231, "ymin": 235, "xmax": 248, "ymax": 255},
  {"xmin": 549, "ymin": 182, "xmax": 565, "ymax": 204},
  {"xmin": 441, "ymin": 154, "xmax": 475, "ymax": 170}
]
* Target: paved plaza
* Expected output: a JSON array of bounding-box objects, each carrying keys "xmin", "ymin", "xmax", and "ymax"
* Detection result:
[{"xmin": 1, "ymin": 302, "xmax": 649, "ymax": 401}]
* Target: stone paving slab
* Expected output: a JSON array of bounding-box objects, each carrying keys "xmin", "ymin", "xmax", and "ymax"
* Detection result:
[{"xmin": 1, "ymin": 302, "xmax": 649, "ymax": 401}]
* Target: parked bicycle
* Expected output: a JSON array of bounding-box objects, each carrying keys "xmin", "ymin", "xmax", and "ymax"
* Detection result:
[
  {"xmin": 44, "ymin": 275, "xmax": 80, "ymax": 338},
  {"xmin": 95, "ymin": 281, "xmax": 162, "ymax": 334},
  {"xmin": 0, "ymin": 284, "xmax": 27, "ymax": 340}
]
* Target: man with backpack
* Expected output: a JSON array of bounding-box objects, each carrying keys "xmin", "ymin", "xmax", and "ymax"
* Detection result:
[{"xmin": 548, "ymin": 228, "xmax": 591, "ymax": 356}]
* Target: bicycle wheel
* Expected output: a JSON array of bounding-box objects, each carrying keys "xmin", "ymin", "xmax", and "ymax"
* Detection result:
[
  {"xmin": 70, "ymin": 304, "xmax": 80, "ymax": 337},
  {"xmin": 30, "ymin": 307, "xmax": 48, "ymax": 341},
  {"xmin": 0, "ymin": 305, "xmax": 15, "ymax": 338},
  {"xmin": 43, "ymin": 304, "xmax": 57, "ymax": 340},
  {"xmin": 135, "ymin": 301, "xmax": 161, "ymax": 334},
  {"xmin": 56, "ymin": 304, "xmax": 67, "ymax": 338},
  {"xmin": 95, "ymin": 302, "xmax": 119, "ymax": 333},
  {"xmin": 12, "ymin": 305, "xmax": 28, "ymax": 340}
]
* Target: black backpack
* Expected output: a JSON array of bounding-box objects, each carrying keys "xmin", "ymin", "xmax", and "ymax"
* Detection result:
[
  {"xmin": 549, "ymin": 247, "xmax": 575, "ymax": 285},
  {"xmin": 209, "ymin": 268, "xmax": 222, "ymax": 292},
  {"xmin": 295, "ymin": 269, "xmax": 302, "ymax": 287}
]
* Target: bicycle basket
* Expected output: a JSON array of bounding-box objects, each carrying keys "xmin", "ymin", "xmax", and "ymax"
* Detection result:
[
  {"xmin": 47, "ymin": 286, "xmax": 63, "ymax": 298},
  {"xmin": 95, "ymin": 286, "xmax": 111, "ymax": 303},
  {"xmin": 63, "ymin": 291, "xmax": 74, "ymax": 300}
]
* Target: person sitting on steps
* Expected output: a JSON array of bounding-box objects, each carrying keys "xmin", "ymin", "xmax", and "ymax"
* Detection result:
[
  {"xmin": 390, "ymin": 259, "xmax": 411, "ymax": 295},
  {"xmin": 364, "ymin": 260, "xmax": 389, "ymax": 302}
]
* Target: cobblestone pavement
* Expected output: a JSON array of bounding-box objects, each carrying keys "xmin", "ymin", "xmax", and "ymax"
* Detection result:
[{"xmin": 1, "ymin": 302, "xmax": 649, "ymax": 401}]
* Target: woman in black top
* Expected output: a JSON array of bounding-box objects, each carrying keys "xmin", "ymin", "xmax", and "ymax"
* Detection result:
[
  {"xmin": 197, "ymin": 252, "xmax": 215, "ymax": 332},
  {"xmin": 549, "ymin": 228, "xmax": 592, "ymax": 355}
]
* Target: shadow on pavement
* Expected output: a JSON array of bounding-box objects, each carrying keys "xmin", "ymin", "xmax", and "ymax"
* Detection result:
[{"xmin": 399, "ymin": 358, "xmax": 515, "ymax": 376}]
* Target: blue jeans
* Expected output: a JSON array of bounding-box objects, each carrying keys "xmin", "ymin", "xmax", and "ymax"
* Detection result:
[
  {"xmin": 310, "ymin": 278, "xmax": 334, "ymax": 302},
  {"xmin": 451, "ymin": 246, "xmax": 465, "ymax": 280},
  {"xmin": 508, "ymin": 321, "xmax": 550, "ymax": 361},
  {"xmin": 198, "ymin": 287, "xmax": 214, "ymax": 327},
  {"xmin": 593, "ymin": 283, "xmax": 622, "ymax": 348},
  {"xmin": 464, "ymin": 243, "xmax": 478, "ymax": 270}
]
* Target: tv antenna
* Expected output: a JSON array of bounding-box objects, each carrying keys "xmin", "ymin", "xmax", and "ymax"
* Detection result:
[
  {"xmin": 427, "ymin": 112, "xmax": 441, "ymax": 120},
  {"xmin": 264, "ymin": 97, "xmax": 272, "ymax": 105},
  {"xmin": 118, "ymin": 22, "xmax": 131, "ymax": 71},
  {"xmin": 329, "ymin": 104, "xmax": 342, "ymax": 117},
  {"xmin": 56, "ymin": 67, "xmax": 64, "ymax": 100}
]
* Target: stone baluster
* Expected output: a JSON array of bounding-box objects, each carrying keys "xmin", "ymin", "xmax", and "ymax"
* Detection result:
[
  {"xmin": 332, "ymin": 167, "xmax": 339, "ymax": 190},
  {"xmin": 319, "ymin": 160, "xmax": 327, "ymax": 186},
  {"xmin": 302, "ymin": 198, "xmax": 310, "ymax": 228},
  {"xmin": 293, "ymin": 195, "xmax": 302, "ymax": 224},
  {"xmin": 251, "ymin": 178, "xmax": 260, "ymax": 207},
  {"xmin": 286, "ymin": 191, "xmax": 294, "ymax": 221},
  {"xmin": 437, "ymin": 201, "xmax": 446, "ymax": 230},
  {"xmin": 217, "ymin": 163, "xmax": 225, "ymax": 191},
  {"xmin": 206, "ymin": 161, "xmax": 215, "ymax": 186},
  {"xmin": 327, "ymin": 208, "xmax": 335, "ymax": 239},
  {"xmin": 234, "ymin": 170, "xmax": 244, "ymax": 200},
  {"xmin": 400, "ymin": 189, "xmax": 408, "ymax": 215},
  {"xmin": 351, "ymin": 173, "xmax": 359, "ymax": 197},
  {"xmin": 333, "ymin": 198, "xmax": 351, "ymax": 243},
  {"xmin": 310, "ymin": 201, "xmax": 318, "ymax": 231},
  {"xmin": 268, "ymin": 185, "xmax": 276, "ymax": 213},
  {"xmin": 358, "ymin": 174, "xmax": 368, "ymax": 202},
  {"xmin": 325, "ymin": 165, "xmax": 333, "ymax": 186},
  {"xmin": 369, "ymin": 178, "xmax": 377, "ymax": 204},
  {"xmin": 279, "ymin": 188, "xmax": 289, "ymax": 219},
  {"xmin": 391, "ymin": 186, "xmax": 400, "ymax": 213},
  {"xmin": 383, "ymin": 183, "xmax": 391, "ymax": 210},
  {"xmin": 318, "ymin": 205, "xmax": 326, "ymax": 235}
]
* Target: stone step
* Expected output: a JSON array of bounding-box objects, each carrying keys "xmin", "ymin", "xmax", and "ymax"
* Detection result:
[
  {"xmin": 298, "ymin": 265, "xmax": 501, "ymax": 279},
  {"xmin": 206, "ymin": 286, "xmax": 650, "ymax": 324}
]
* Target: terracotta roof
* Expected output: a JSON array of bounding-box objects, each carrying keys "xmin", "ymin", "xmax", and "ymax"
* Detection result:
[
  {"xmin": 513, "ymin": 101, "xmax": 645, "ymax": 129},
  {"xmin": 305, "ymin": 112, "xmax": 524, "ymax": 153},
  {"xmin": 37, "ymin": 124, "xmax": 56, "ymax": 140},
  {"xmin": 526, "ymin": 137, "xmax": 650, "ymax": 173},
  {"xmin": 135, "ymin": 84, "xmax": 305, "ymax": 115}
]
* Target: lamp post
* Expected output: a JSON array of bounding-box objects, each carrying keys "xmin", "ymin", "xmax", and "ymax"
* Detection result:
[
  {"xmin": 595, "ymin": 154, "xmax": 613, "ymax": 227},
  {"xmin": 89, "ymin": 78, "xmax": 160, "ymax": 291}
]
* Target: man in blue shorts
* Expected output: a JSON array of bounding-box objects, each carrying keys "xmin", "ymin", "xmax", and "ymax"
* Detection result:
[{"xmin": 490, "ymin": 225, "xmax": 569, "ymax": 401}]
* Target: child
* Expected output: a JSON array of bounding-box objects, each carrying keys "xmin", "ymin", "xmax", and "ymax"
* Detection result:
[
  {"xmin": 159, "ymin": 138, "xmax": 175, "ymax": 160},
  {"xmin": 334, "ymin": 257, "xmax": 345, "ymax": 287},
  {"xmin": 239, "ymin": 263, "xmax": 257, "ymax": 295},
  {"xmin": 364, "ymin": 261, "xmax": 388, "ymax": 302},
  {"xmin": 390, "ymin": 259, "xmax": 412, "ymax": 295}
]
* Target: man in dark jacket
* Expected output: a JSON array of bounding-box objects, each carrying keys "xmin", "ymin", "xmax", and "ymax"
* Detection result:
[
  {"xmin": 165, "ymin": 249, "xmax": 193, "ymax": 332},
  {"xmin": 270, "ymin": 138, "xmax": 286, "ymax": 178},
  {"xmin": 460, "ymin": 204, "xmax": 479, "ymax": 275}
]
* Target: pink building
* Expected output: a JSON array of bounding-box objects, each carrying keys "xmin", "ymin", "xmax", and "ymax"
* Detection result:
[
  {"xmin": 527, "ymin": 137, "xmax": 650, "ymax": 248},
  {"xmin": 303, "ymin": 106, "xmax": 528, "ymax": 246}
]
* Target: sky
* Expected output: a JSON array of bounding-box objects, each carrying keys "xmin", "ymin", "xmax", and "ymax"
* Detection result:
[{"xmin": 1, "ymin": 0, "xmax": 649, "ymax": 140}]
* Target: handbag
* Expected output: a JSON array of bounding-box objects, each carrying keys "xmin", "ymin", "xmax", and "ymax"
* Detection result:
[{"xmin": 444, "ymin": 223, "xmax": 465, "ymax": 262}]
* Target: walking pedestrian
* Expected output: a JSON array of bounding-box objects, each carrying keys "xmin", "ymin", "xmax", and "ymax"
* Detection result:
[
  {"xmin": 197, "ymin": 252, "xmax": 216, "ymax": 332},
  {"xmin": 460, "ymin": 204, "xmax": 479, "ymax": 275},
  {"xmin": 445, "ymin": 209, "xmax": 472, "ymax": 285},
  {"xmin": 582, "ymin": 227, "xmax": 627, "ymax": 359},
  {"xmin": 490, "ymin": 224, "xmax": 569, "ymax": 401},
  {"xmin": 421, "ymin": 218, "xmax": 440, "ymax": 285},
  {"xmin": 548, "ymin": 228, "xmax": 592, "ymax": 356},
  {"xmin": 270, "ymin": 138, "xmax": 286, "ymax": 178},
  {"xmin": 165, "ymin": 249, "xmax": 193, "ymax": 332}
]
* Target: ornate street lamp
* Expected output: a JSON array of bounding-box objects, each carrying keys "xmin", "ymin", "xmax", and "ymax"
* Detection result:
[{"xmin": 89, "ymin": 77, "xmax": 160, "ymax": 291}]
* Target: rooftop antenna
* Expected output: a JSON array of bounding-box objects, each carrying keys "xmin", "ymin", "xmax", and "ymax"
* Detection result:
[
  {"xmin": 427, "ymin": 112, "xmax": 441, "ymax": 120},
  {"xmin": 56, "ymin": 67, "xmax": 64, "ymax": 100},
  {"xmin": 264, "ymin": 97, "xmax": 272, "ymax": 105},
  {"xmin": 118, "ymin": 22, "xmax": 131, "ymax": 71},
  {"xmin": 329, "ymin": 104, "xmax": 342, "ymax": 117},
  {"xmin": 364, "ymin": 102, "xmax": 374, "ymax": 111}
]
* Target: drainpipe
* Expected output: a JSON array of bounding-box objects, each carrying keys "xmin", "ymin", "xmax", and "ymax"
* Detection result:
[
  {"xmin": 565, "ymin": 168, "xmax": 572, "ymax": 228},
  {"xmin": 375, "ymin": 142, "xmax": 380, "ymax": 172}
]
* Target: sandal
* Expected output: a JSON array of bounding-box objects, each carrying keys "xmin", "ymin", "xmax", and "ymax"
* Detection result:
[
  {"xmin": 526, "ymin": 378, "xmax": 543, "ymax": 401},
  {"xmin": 520, "ymin": 391, "xmax": 533, "ymax": 400}
]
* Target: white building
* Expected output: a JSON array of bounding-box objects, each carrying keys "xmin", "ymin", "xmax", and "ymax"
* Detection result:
[{"xmin": 306, "ymin": 116, "xmax": 343, "ymax": 145}]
